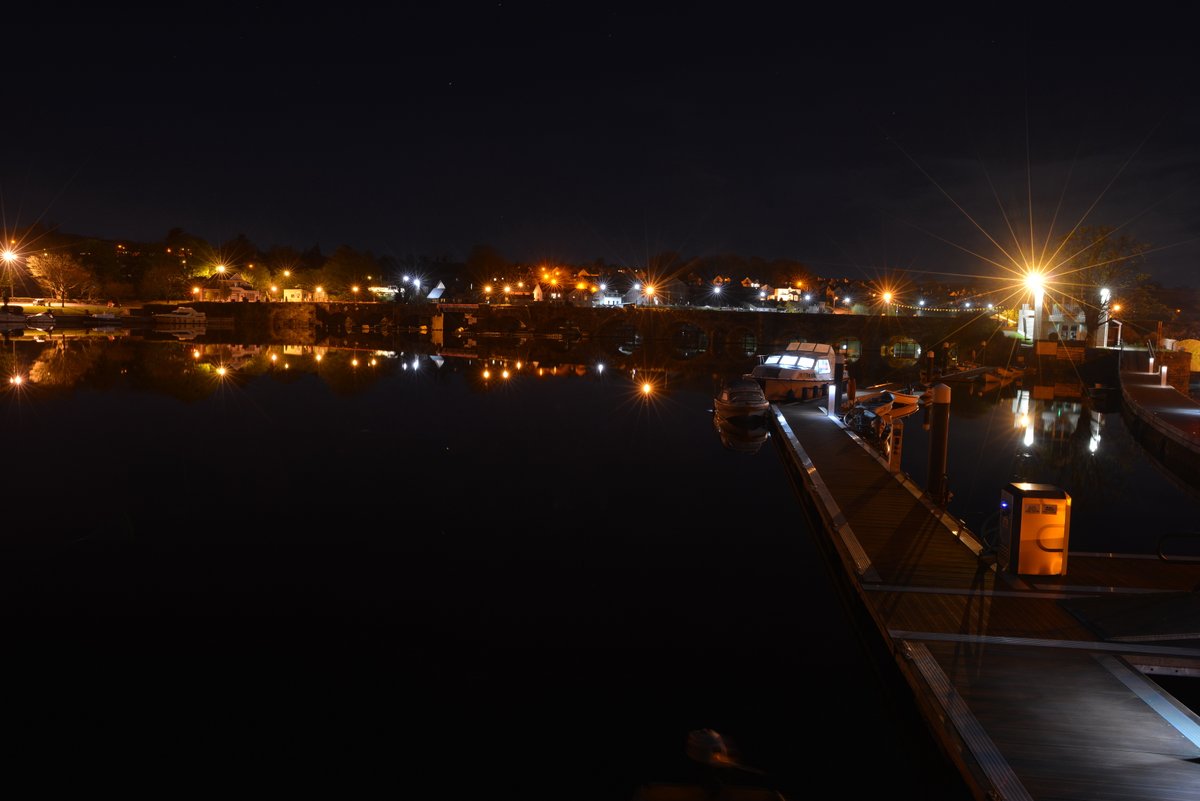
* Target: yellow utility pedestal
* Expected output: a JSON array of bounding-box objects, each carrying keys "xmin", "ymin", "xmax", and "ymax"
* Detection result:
[{"xmin": 998, "ymin": 482, "xmax": 1071, "ymax": 576}]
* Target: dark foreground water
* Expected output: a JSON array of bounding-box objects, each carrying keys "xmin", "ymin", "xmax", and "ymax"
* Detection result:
[{"xmin": 18, "ymin": 332, "xmax": 1195, "ymax": 798}]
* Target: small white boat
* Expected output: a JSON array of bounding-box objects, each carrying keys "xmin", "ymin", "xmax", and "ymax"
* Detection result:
[
  {"xmin": 153, "ymin": 306, "xmax": 207, "ymax": 326},
  {"xmin": 745, "ymin": 341, "xmax": 840, "ymax": 402},
  {"xmin": 714, "ymin": 378, "xmax": 770, "ymax": 420},
  {"xmin": 859, "ymin": 383, "xmax": 929, "ymax": 406},
  {"xmin": 850, "ymin": 392, "xmax": 894, "ymax": 417},
  {"xmin": 24, "ymin": 312, "xmax": 55, "ymax": 329},
  {"xmin": 981, "ymin": 366, "xmax": 1025, "ymax": 384},
  {"xmin": 888, "ymin": 383, "xmax": 933, "ymax": 405},
  {"xmin": 85, "ymin": 312, "xmax": 123, "ymax": 325},
  {"xmin": 878, "ymin": 402, "xmax": 921, "ymax": 422}
]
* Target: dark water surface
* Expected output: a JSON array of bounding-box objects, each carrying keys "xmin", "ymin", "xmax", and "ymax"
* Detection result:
[
  {"xmin": 891, "ymin": 379, "xmax": 1200, "ymax": 556},
  {"xmin": 1, "ymin": 335, "xmax": 985, "ymax": 797}
]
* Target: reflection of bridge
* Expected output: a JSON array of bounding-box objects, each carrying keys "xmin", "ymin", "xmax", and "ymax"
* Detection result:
[
  {"xmin": 313, "ymin": 302, "xmax": 1011, "ymax": 382},
  {"xmin": 458, "ymin": 304, "xmax": 988, "ymax": 352},
  {"xmin": 207, "ymin": 300, "xmax": 1010, "ymax": 377}
]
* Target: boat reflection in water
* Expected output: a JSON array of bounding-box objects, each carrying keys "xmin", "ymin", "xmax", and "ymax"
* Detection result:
[{"xmin": 712, "ymin": 412, "xmax": 771, "ymax": 454}]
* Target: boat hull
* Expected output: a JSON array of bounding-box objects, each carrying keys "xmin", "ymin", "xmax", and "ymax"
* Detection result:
[
  {"xmin": 714, "ymin": 378, "xmax": 770, "ymax": 418},
  {"xmin": 746, "ymin": 340, "xmax": 840, "ymax": 402},
  {"xmin": 715, "ymin": 399, "xmax": 769, "ymax": 418}
]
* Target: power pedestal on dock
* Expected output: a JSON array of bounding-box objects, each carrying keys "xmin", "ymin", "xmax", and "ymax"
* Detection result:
[{"xmin": 998, "ymin": 482, "xmax": 1071, "ymax": 576}]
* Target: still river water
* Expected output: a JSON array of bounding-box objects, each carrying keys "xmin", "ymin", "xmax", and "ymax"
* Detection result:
[{"xmin": 2, "ymin": 327, "xmax": 1194, "ymax": 797}]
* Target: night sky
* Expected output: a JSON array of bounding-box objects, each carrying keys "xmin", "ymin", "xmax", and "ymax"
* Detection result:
[{"xmin": 3, "ymin": 11, "xmax": 1198, "ymax": 287}]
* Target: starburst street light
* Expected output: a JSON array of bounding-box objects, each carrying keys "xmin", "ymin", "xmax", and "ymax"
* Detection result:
[
  {"xmin": 1024, "ymin": 270, "xmax": 1046, "ymax": 341},
  {"xmin": 2, "ymin": 248, "xmax": 19, "ymax": 303}
]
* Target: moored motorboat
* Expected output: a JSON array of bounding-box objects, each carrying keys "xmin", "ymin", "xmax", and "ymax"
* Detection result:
[
  {"xmin": 859, "ymin": 382, "xmax": 930, "ymax": 406},
  {"xmin": 937, "ymin": 364, "xmax": 991, "ymax": 382},
  {"xmin": 850, "ymin": 391, "xmax": 893, "ymax": 417},
  {"xmin": 24, "ymin": 312, "xmax": 55, "ymax": 329},
  {"xmin": 85, "ymin": 311, "xmax": 123, "ymax": 325},
  {"xmin": 153, "ymin": 306, "xmax": 207, "ymax": 326},
  {"xmin": 981, "ymin": 366, "xmax": 1025, "ymax": 384},
  {"xmin": 745, "ymin": 341, "xmax": 840, "ymax": 402},
  {"xmin": 714, "ymin": 378, "xmax": 770, "ymax": 420}
]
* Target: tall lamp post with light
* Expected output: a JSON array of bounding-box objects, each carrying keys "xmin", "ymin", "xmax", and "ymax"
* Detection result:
[
  {"xmin": 1025, "ymin": 271, "xmax": 1045, "ymax": 342},
  {"xmin": 1, "ymin": 248, "xmax": 18, "ymax": 305},
  {"xmin": 1098, "ymin": 288, "xmax": 1111, "ymax": 348}
]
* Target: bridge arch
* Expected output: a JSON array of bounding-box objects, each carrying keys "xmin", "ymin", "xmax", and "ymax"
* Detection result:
[
  {"xmin": 665, "ymin": 320, "xmax": 708, "ymax": 360},
  {"xmin": 720, "ymin": 325, "xmax": 759, "ymax": 358},
  {"xmin": 595, "ymin": 318, "xmax": 643, "ymax": 356}
]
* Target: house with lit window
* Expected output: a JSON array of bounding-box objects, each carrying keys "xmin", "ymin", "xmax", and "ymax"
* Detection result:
[{"xmin": 197, "ymin": 270, "xmax": 261, "ymax": 302}]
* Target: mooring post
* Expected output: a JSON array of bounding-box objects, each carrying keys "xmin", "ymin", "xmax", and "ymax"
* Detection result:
[
  {"xmin": 888, "ymin": 418, "xmax": 904, "ymax": 473},
  {"xmin": 927, "ymin": 383, "xmax": 951, "ymax": 505}
]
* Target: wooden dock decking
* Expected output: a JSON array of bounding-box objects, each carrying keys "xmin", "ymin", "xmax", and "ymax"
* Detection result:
[{"xmin": 769, "ymin": 398, "xmax": 1200, "ymax": 801}]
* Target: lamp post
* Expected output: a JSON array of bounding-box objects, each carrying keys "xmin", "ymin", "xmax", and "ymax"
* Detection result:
[
  {"xmin": 1025, "ymin": 271, "xmax": 1045, "ymax": 342},
  {"xmin": 1, "ymin": 249, "xmax": 18, "ymax": 305},
  {"xmin": 1098, "ymin": 288, "xmax": 1110, "ymax": 347}
]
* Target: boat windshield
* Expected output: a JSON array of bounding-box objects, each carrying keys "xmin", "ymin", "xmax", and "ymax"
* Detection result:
[
  {"xmin": 794, "ymin": 356, "xmax": 815, "ymax": 369},
  {"xmin": 764, "ymin": 355, "xmax": 782, "ymax": 366},
  {"xmin": 779, "ymin": 355, "xmax": 800, "ymax": 367},
  {"xmin": 816, "ymin": 359, "xmax": 830, "ymax": 373}
]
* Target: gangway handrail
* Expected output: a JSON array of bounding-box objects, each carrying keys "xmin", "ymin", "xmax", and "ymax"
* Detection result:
[{"xmin": 1156, "ymin": 531, "xmax": 1200, "ymax": 572}]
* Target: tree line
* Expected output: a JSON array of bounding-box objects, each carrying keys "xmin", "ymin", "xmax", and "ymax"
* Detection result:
[{"xmin": 2, "ymin": 223, "xmax": 1190, "ymax": 339}]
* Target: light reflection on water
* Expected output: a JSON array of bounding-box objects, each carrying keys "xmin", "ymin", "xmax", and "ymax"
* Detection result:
[
  {"xmin": 1, "ymin": 333, "xmax": 973, "ymax": 800},
  {"xmin": 885, "ymin": 379, "xmax": 1200, "ymax": 557}
]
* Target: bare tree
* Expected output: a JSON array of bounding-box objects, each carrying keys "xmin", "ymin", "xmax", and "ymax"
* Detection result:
[
  {"xmin": 1056, "ymin": 226, "xmax": 1150, "ymax": 340},
  {"xmin": 26, "ymin": 252, "xmax": 96, "ymax": 307}
]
